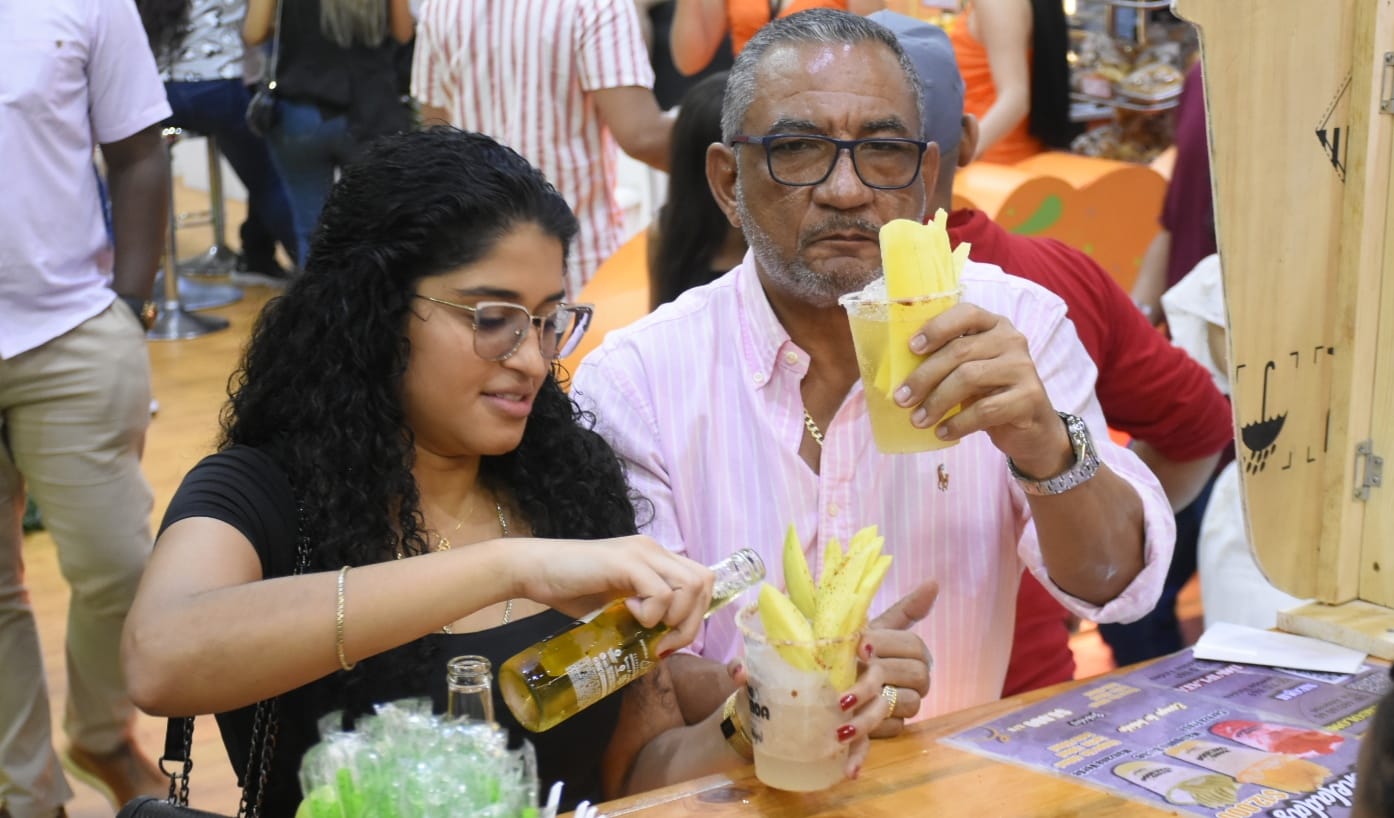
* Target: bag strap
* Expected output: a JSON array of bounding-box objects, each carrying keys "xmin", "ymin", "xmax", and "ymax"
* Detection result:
[
  {"xmin": 266, "ymin": 0, "xmax": 285, "ymax": 88},
  {"xmin": 161, "ymin": 499, "xmax": 313, "ymax": 817}
]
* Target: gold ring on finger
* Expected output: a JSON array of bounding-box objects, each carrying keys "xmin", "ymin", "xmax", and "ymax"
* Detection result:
[{"xmin": 880, "ymin": 684, "xmax": 898, "ymax": 719}]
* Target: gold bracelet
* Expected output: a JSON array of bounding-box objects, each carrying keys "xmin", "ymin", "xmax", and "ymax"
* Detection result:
[
  {"xmin": 336, "ymin": 566, "xmax": 356, "ymax": 672},
  {"xmin": 719, "ymin": 691, "xmax": 753, "ymax": 760}
]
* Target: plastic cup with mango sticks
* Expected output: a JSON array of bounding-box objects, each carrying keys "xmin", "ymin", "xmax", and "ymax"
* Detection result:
[
  {"xmin": 736, "ymin": 604, "xmax": 860, "ymax": 792},
  {"xmin": 839, "ymin": 287, "xmax": 961, "ymax": 454}
]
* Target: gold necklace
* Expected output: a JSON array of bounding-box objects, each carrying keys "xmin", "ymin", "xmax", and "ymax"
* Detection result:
[
  {"xmin": 802, "ymin": 409, "xmax": 825, "ymax": 448},
  {"xmin": 406, "ymin": 499, "xmax": 514, "ymax": 631},
  {"xmin": 496, "ymin": 502, "xmax": 513, "ymax": 626}
]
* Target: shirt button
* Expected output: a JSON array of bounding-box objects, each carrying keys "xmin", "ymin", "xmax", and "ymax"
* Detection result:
[
  {"xmin": 828, "ymin": 503, "xmax": 840, "ymax": 517},
  {"xmin": 753, "ymin": 372, "xmax": 766, "ymax": 384},
  {"xmin": 784, "ymin": 351, "xmax": 799, "ymax": 365}
]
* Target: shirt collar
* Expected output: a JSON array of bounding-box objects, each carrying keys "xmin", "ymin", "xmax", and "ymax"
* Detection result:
[{"xmin": 734, "ymin": 251, "xmax": 796, "ymax": 391}]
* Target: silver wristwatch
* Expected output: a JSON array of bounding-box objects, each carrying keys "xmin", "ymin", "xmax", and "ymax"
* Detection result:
[{"xmin": 1007, "ymin": 412, "xmax": 1101, "ymax": 496}]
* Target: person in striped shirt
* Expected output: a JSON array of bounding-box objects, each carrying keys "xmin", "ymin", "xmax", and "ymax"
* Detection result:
[
  {"xmin": 572, "ymin": 8, "xmax": 1175, "ymax": 730},
  {"xmin": 412, "ymin": 0, "xmax": 676, "ymax": 298}
]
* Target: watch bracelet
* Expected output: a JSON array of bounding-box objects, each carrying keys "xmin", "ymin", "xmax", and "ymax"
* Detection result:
[{"xmin": 1007, "ymin": 412, "xmax": 1101, "ymax": 496}]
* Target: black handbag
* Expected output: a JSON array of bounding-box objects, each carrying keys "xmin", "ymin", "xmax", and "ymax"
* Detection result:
[
  {"xmin": 244, "ymin": 0, "xmax": 284, "ymax": 138},
  {"xmin": 118, "ymin": 507, "xmax": 313, "ymax": 818}
]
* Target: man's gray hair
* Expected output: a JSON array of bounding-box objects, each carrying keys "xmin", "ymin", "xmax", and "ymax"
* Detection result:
[{"xmin": 720, "ymin": 9, "xmax": 926, "ymax": 143}]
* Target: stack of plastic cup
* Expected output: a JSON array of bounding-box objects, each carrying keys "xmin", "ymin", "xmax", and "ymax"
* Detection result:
[{"xmin": 296, "ymin": 699, "xmax": 546, "ymax": 818}]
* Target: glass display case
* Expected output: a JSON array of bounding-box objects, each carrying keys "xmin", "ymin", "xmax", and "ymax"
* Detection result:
[{"xmin": 1067, "ymin": 0, "xmax": 1197, "ymax": 162}]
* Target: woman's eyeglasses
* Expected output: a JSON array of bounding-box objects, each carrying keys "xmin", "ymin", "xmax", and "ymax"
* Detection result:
[{"xmin": 414, "ymin": 295, "xmax": 594, "ymax": 361}]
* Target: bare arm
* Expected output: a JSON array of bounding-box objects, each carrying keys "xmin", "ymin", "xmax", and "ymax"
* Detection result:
[
  {"xmin": 666, "ymin": 652, "xmax": 736, "ymax": 725},
  {"xmin": 243, "ymin": 0, "xmax": 275, "ymax": 45},
  {"xmin": 1131, "ymin": 229, "xmax": 1172, "ymax": 326},
  {"xmin": 100, "ymin": 124, "xmax": 168, "ymax": 303},
  {"xmin": 669, "ymin": 0, "xmax": 727, "ymax": 76},
  {"xmin": 592, "ymin": 86, "xmax": 675, "ymax": 171},
  {"xmin": 847, "ymin": 0, "xmax": 888, "ymax": 13},
  {"xmin": 1131, "ymin": 442, "xmax": 1221, "ymax": 513},
  {"xmin": 602, "ymin": 663, "xmax": 740, "ymax": 797},
  {"xmin": 1024, "ymin": 466, "xmax": 1146, "ymax": 605},
  {"xmin": 123, "ymin": 519, "xmax": 713, "ymax": 716},
  {"xmin": 900, "ymin": 305, "xmax": 1147, "ymax": 607},
  {"xmin": 420, "ymin": 104, "xmax": 452, "ymax": 127},
  {"xmin": 971, "ymin": 0, "xmax": 1033, "ymax": 160},
  {"xmin": 389, "ymin": 0, "xmax": 415, "ymax": 43}
]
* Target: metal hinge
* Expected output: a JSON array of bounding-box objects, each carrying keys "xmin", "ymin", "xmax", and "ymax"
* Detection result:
[
  {"xmin": 1355, "ymin": 440, "xmax": 1384, "ymax": 500},
  {"xmin": 1383, "ymin": 54, "xmax": 1394, "ymax": 113}
]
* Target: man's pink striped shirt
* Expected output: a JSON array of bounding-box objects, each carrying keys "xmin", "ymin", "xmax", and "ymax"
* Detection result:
[
  {"xmin": 573, "ymin": 255, "xmax": 1175, "ymax": 717},
  {"xmin": 411, "ymin": 0, "xmax": 654, "ymax": 297}
]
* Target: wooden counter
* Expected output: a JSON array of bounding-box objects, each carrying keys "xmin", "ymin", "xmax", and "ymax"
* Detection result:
[{"xmin": 572, "ymin": 674, "xmax": 1178, "ymax": 818}]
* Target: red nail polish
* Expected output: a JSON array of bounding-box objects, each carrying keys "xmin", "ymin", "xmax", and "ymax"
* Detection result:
[
  {"xmin": 839, "ymin": 693, "xmax": 858, "ymax": 711},
  {"xmin": 864, "ymin": 643, "xmax": 874, "ymax": 657},
  {"xmin": 836, "ymin": 724, "xmax": 857, "ymax": 742},
  {"xmin": 659, "ymin": 649, "xmax": 675, "ymax": 659}
]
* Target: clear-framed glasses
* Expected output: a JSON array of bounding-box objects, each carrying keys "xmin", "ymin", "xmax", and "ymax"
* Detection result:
[
  {"xmin": 414, "ymin": 295, "xmax": 594, "ymax": 361},
  {"xmin": 729, "ymin": 134, "xmax": 929, "ymax": 190}
]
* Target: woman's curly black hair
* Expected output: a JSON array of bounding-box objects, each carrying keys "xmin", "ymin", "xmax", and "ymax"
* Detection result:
[{"xmin": 219, "ymin": 127, "xmax": 641, "ymax": 572}]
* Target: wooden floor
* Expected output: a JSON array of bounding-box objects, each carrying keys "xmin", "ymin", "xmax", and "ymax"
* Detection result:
[{"xmin": 24, "ymin": 183, "xmax": 1201, "ymax": 817}]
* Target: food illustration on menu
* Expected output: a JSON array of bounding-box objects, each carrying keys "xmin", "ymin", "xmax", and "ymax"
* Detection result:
[{"xmin": 947, "ymin": 651, "xmax": 1388, "ymax": 817}]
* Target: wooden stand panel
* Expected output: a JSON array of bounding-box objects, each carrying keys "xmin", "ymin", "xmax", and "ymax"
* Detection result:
[
  {"xmin": 1174, "ymin": 0, "xmax": 1392, "ymax": 605},
  {"xmin": 1277, "ymin": 600, "xmax": 1394, "ymax": 661}
]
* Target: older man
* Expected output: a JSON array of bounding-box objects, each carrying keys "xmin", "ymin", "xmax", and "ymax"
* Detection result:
[
  {"xmin": 867, "ymin": 9, "xmax": 1233, "ymax": 696},
  {"xmin": 572, "ymin": 9, "xmax": 1174, "ymax": 729}
]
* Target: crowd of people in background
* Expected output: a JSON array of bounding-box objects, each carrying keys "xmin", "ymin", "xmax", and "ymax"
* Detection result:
[{"xmin": 8, "ymin": 3, "xmax": 1377, "ymax": 818}]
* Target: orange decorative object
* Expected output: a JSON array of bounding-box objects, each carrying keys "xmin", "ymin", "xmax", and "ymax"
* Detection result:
[
  {"xmin": 559, "ymin": 231, "xmax": 651, "ymax": 380},
  {"xmin": 951, "ymin": 151, "xmax": 1170, "ymax": 294}
]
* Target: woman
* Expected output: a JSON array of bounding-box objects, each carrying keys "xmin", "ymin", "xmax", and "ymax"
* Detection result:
[
  {"xmin": 949, "ymin": 0, "xmax": 1074, "ymax": 165},
  {"xmin": 122, "ymin": 129, "xmax": 888, "ymax": 816},
  {"xmin": 669, "ymin": 0, "xmax": 885, "ymax": 75},
  {"xmin": 647, "ymin": 72, "xmax": 746, "ymax": 309},
  {"xmin": 136, "ymin": 0, "xmax": 298, "ymax": 282},
  {"xmin": 242, "ymin": 0, "xmax": 415, "ymax": 265}
]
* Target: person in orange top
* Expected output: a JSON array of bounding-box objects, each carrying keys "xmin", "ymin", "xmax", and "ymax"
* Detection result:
[
  {"xmin": 669, "ymin": 0, "xmax": 885, "ymax": 75},
  {"xmin": 949, "ymin": 0, "xmax": 1074, "ymax": 164}
]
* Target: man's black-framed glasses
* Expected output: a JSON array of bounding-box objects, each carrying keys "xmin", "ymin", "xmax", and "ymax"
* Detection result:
[
  {"xmin": 729, "ymin": 134, "xmax": 929, "ymax": 190},
  {"xmin": 414, "ymin": 295, "xmax": 594, "ymax": 361}
]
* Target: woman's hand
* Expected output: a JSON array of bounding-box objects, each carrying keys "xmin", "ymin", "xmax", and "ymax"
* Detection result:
[
  {"xmin": 861, "ymin": 580, "xmax": 938, "ymax": 738},
  {"xmin": 510, "ymin": 536, "xmax": 714, "ymax": 654},
  {"xmin": 834, "ymin": 656, "xmax": 889, "ymax": 779},
  {"xmin": 728, "ymin": 653, "xmax": 888, "ymax": 782}
]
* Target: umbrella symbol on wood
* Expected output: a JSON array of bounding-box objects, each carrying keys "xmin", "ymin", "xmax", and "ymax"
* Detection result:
[{"xmin": 1241, "ymin": 361, "xmax": 1286, "ymax": 474}]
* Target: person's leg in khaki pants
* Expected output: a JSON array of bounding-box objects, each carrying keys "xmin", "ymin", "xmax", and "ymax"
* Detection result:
[{"xmin": 0, "ymin": 304, "xmax": 159, "ymax": 817}]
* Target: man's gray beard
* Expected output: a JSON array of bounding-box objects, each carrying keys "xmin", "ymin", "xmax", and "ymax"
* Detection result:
[{"xmin": 734, "ymin": 179, "xmax": 882, "ymax": 310}]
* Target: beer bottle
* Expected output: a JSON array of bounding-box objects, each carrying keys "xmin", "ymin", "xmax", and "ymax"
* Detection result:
[{"xmin": 499, "ymin": 549, "xmax": 765, "ymax": 732}]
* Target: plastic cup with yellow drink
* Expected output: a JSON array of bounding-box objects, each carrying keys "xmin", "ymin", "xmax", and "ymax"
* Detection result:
[{"xmin": 839, "ymin": 210, "xmax": 970, "ymax": 454}]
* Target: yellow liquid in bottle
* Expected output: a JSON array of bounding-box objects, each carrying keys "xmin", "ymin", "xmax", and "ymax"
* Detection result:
[
  {"xmin": 498, "ymin": 549, "xmax": 764, "ymax": 733},
  {"xmin": 499, "ymin": 600, "xmax": 660, "ymax": 733}
]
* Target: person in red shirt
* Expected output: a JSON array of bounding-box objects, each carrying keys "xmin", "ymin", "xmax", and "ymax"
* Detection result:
[{"xmin": 873, "ymin": 11, "xmax": 1233, "ymax": 693}]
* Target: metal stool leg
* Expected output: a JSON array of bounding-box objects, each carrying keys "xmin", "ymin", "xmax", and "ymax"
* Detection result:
[
  {"xmin": 177, "ymin": 135, "xmax": 240, "ymax": 277},
  {"xmin": 147, "ymin": 128, "xmax": 229, "ymax": 340}
]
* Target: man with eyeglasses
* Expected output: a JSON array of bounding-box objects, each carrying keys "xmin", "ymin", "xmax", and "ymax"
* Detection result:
[
  {"xmin": 573, "ymin": 8, "xmax": 1174, "ymax": 731},
  {"xmin": 863, "ymin": 10, "xmax": 1233, "ymax": 699}
]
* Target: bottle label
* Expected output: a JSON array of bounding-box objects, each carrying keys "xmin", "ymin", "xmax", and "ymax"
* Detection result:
[{"xmin": 565, "ymin": 646, "xmax": 654, "ymax": 709}]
